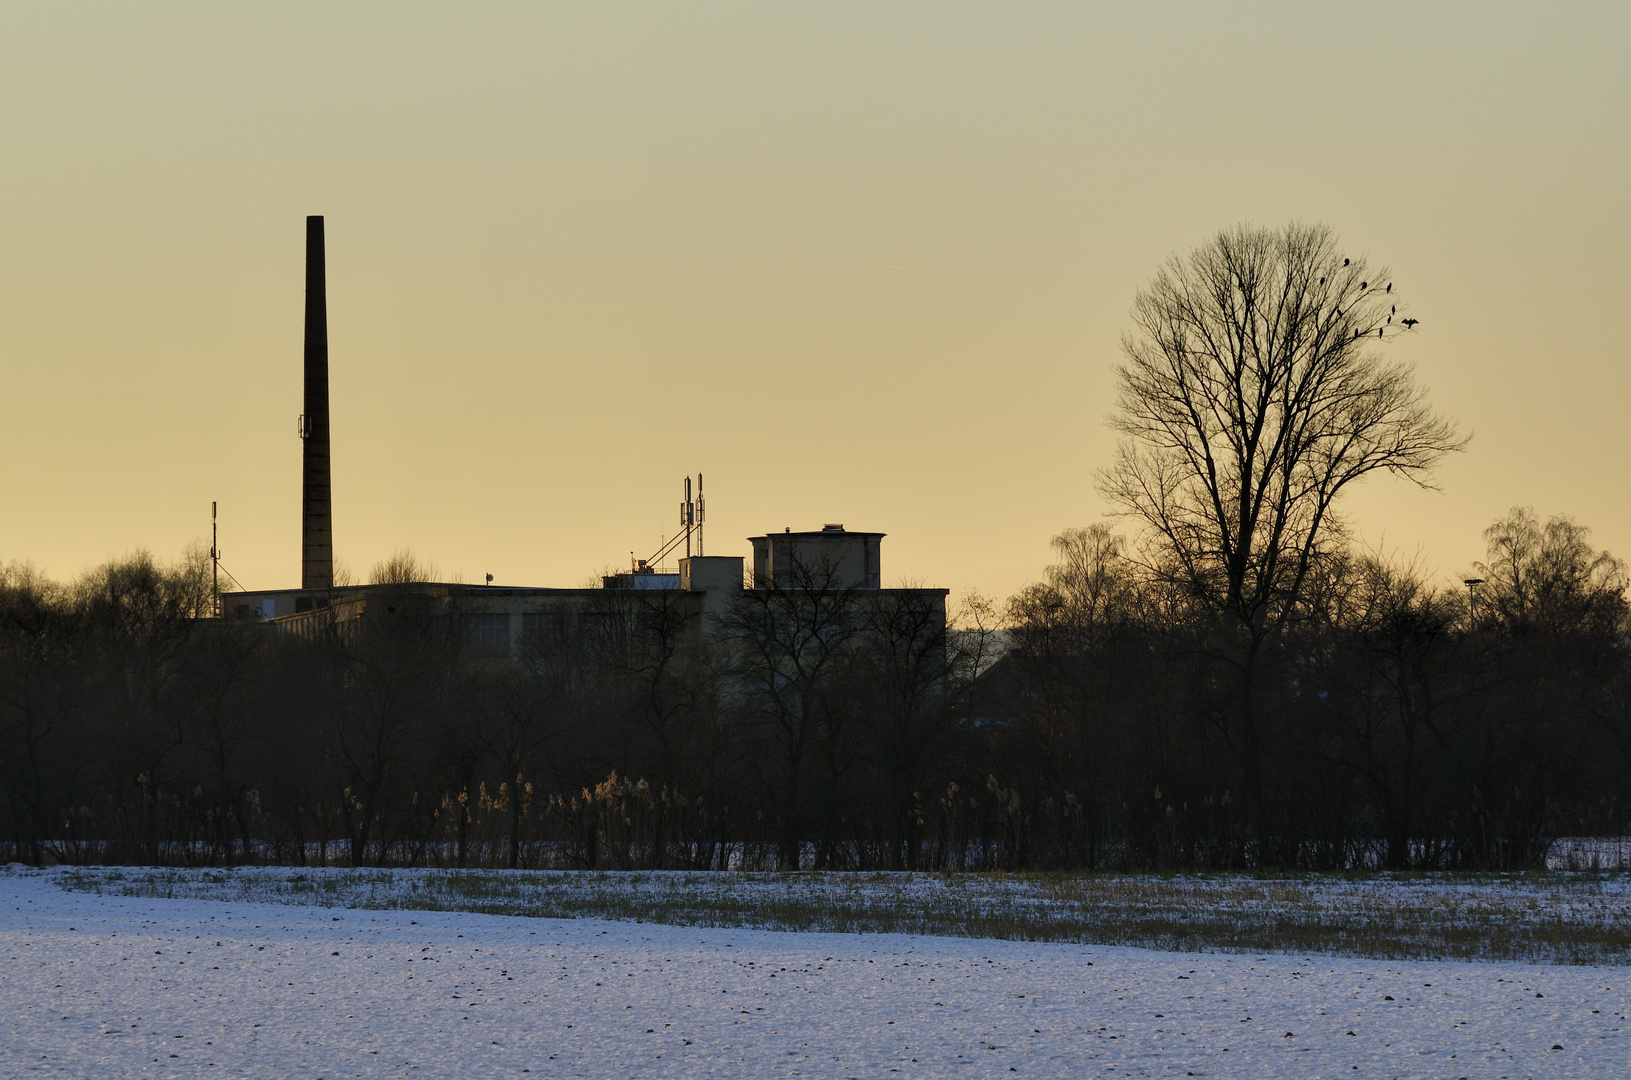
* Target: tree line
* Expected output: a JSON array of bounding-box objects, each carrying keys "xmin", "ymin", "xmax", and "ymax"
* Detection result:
[
  {"xmin": 4, "ymin": 221, "xmax": 1626, "ymax": 870},
  {"xmin": 1, "ymin": 503, "xmax": 1624, "ymax": 872}
]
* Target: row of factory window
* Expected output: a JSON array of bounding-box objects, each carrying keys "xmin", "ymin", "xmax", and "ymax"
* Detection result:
[{"xmin": 465, "ymin": 610, "xmax": 622, "ymax": 658}]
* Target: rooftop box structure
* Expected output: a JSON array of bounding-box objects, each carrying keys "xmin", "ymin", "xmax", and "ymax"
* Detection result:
[{"xmin": 749, "ymin": 525, "xmax": 883, "ymax": 589}]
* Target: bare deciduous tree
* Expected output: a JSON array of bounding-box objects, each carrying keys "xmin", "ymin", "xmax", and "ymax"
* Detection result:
[
  {"xmin": 721, "ymin": 553, "xmax": 860, "ymax": 870},
  {"xmin": 1475, "ymin": 506, "xmax": 1628, "ymax": 637},
  {"xmin": 1327, "ymin": 556, "xmax": 1461, "ymax": 869},
  {"xmin": 1102, "ymin": 222, "xmax": 1465, "ymax": 833},
  {"xmin": 0, "ymin": 563, "xmax": 85, "ymax": 865},
  {"xmin": 857, "ymin": 586, "xmax": 952, "ymax": 870}
]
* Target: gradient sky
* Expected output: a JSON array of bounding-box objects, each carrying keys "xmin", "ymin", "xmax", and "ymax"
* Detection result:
[{"xmin": 3, "ymin": 3, "xmax": 1628, "ymax": 604}]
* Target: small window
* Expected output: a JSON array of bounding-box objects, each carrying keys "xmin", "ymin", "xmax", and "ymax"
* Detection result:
[
  {"xmin": 469, "ymin": 613, "xmax": 511, "ymax": 658},
  {"xmin": 522, "ymin": 611, "xmax": 571, "ymax": 650}
]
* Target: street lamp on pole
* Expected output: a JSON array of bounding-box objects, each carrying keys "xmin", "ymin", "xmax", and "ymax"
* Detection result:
[{"xmin": 1463, "ymin": 577, "xmax": 1485, "ymax": 626}]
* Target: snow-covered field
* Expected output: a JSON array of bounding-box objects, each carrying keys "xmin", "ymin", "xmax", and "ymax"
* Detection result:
[{"xmin": 3, "ymin": 871, "xmax": 1628, "ymax": 1078}]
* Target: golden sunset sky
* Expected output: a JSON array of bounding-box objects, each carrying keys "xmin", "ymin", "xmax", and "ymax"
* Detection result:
[{"xmin": 2, "ymin": 3, "xmax": 1627, "ymax": 603}]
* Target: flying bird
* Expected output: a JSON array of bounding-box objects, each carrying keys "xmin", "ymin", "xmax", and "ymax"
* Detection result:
[{"xmin": 1401, "ymin": 318, "xmax": 1419, "ymax": 328}]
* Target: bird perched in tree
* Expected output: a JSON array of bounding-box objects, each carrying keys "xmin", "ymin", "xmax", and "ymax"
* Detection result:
[
  {"xmin": 1360, "ymin": 281, "xmax": 1368, "ymax": 290},
  {"xmin": 1319, "ymin": 277, "xmax": 1326, "ymax": 285},
  {"xmin": 1343, "ymin": 258, "xmax": 1350, "ymax": 266},
  {"xmin": 1401, "ymin": 318, "xmax": 1419, "ymax": 328},
  {"xmin": 1391, "ymin": 304, "xmax": 1396, "ymax": 314},
  {"xmin": 1386, "ymin": 282, "xmax": 1393, "ymax": 293},
  {"xmin": 1387, "ymin": 315, "xmax": 1392, "ymax": 324},
  {"xmin": 1378, "ymin": 327, "xmax": 1384, "ymax": 338}
]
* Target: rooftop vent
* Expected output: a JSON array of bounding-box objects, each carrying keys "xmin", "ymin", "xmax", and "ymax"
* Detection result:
[{"xmin": 822, "ymin": 524, "xmax": 845, "ymax": 532}]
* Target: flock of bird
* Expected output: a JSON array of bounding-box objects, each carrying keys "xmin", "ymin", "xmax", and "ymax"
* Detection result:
[{"xmin": 1326, "ymin": 259, "xmax": 1419, "ymax": 339}]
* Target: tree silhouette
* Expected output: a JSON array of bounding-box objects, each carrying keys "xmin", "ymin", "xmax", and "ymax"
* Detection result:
[{"xmin": 1101, "ymin": 222, "xmax": 1465, "ymax": 837}]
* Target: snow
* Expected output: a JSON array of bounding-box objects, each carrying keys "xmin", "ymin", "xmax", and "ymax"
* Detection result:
[
  {"xmin": 1549, "ymin": 839, "xmax": 1631, "ymax": 871},
  {"xmin": 2, "ymin": 871, "xmax": 1627, "ymax": 1078}
]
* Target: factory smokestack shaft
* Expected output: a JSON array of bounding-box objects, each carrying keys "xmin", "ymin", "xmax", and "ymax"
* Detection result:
[{"xmin": 301, "ymin": 216, "xmax": 334, "ymax": 591}]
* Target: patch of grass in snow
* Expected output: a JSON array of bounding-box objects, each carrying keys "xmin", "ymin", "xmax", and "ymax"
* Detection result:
[{"xmin": 36, "ymin": 865, "xmax": 1631, "ymax": 965}]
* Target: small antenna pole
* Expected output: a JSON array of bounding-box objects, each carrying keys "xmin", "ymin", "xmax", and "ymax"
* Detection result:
[
  {"xmin": 696, "ymin": 473, "xmax": 704, "ymax": 556},
  {"xmin": 211, "ymin": 501, "xmax": 220, "ymax": 618}
]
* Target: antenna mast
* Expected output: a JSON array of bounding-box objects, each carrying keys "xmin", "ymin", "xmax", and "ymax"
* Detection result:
[
  {"xmin": 210, "ymin": 501, "xmax": 220, "ymax": 618},
  {"xmin": 643, "ymin": 472, "xmax": 711, "ymax": 570},
  {"xmin": 677, "ymin": 473, "xmax": 705, "ymax": 556}
]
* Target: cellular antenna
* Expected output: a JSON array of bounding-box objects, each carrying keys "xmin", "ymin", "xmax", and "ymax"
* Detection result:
[
  {"xmin": 696, "ymin": 473, "xmax": 704, "ymax": 557},
  {"xmin": 682, "ymin": 476, "xmax": 694, "ymax": 558}
]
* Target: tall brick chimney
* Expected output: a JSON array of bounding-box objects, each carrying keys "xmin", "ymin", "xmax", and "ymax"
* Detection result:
[{"xmin": 300, "ymin": 215, "xmax": 334, "ymax": 592}]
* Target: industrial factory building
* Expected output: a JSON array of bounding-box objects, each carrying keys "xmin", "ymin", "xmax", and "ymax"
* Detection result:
[{"xmin": 218, "ymin": 217, "xmax": 947, "ymax": 653}]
